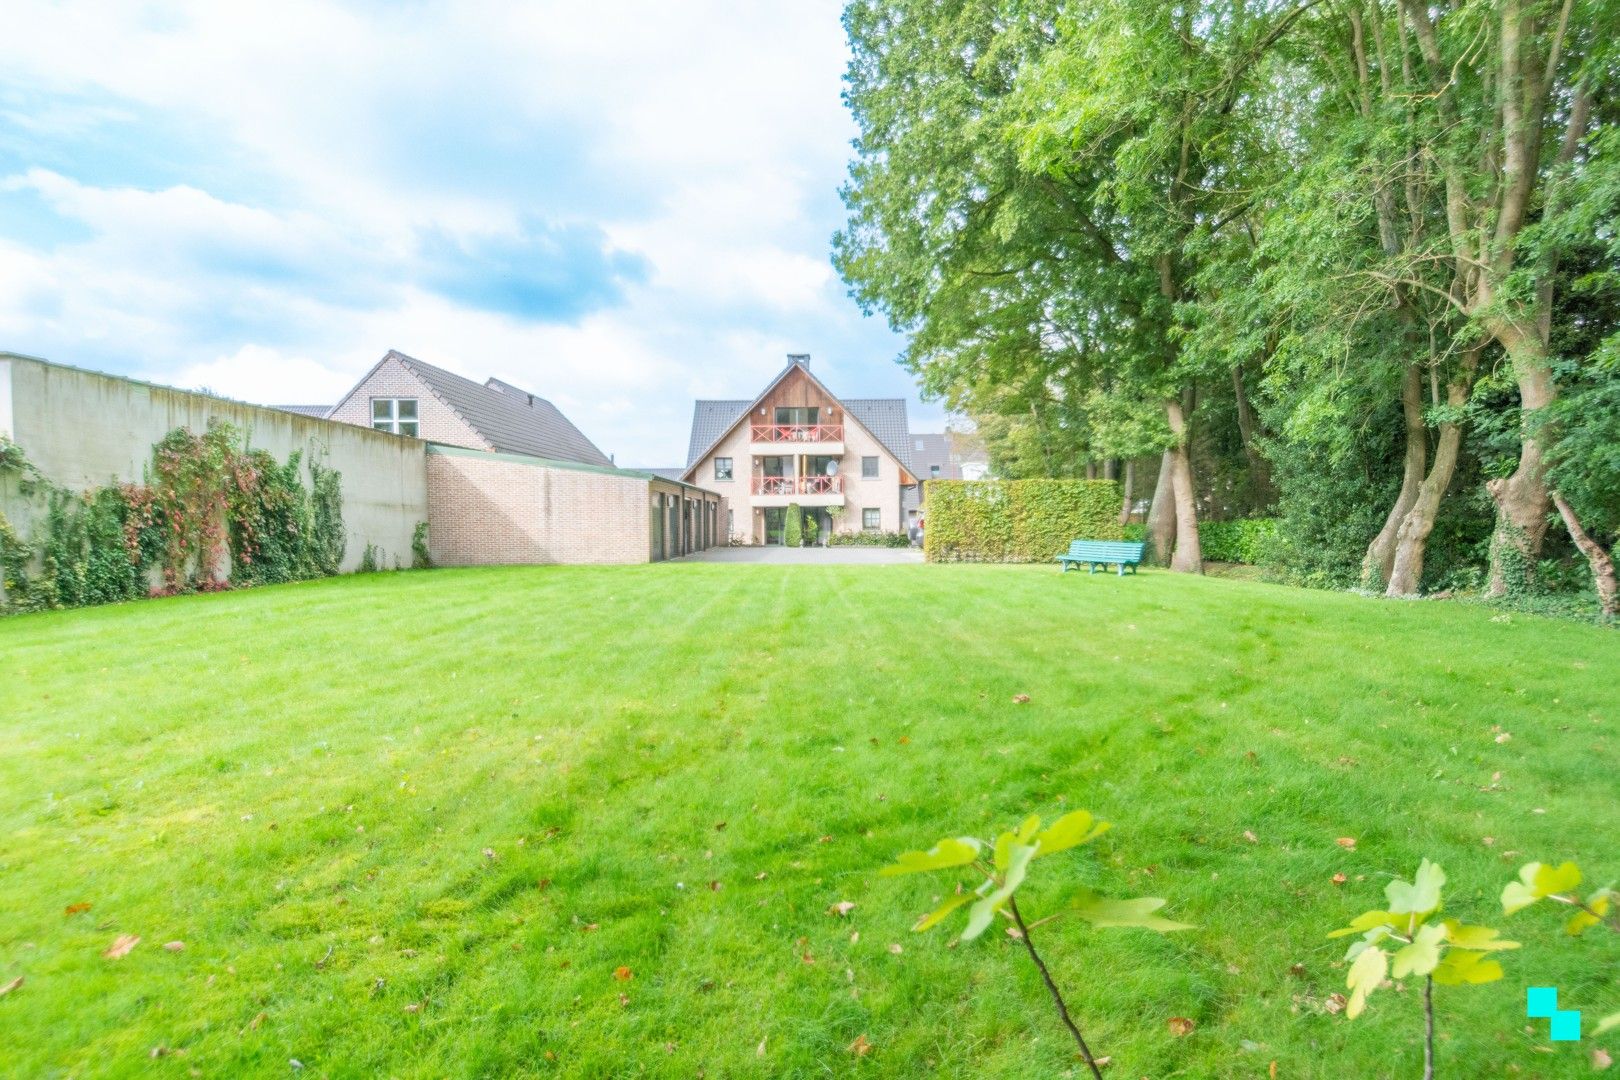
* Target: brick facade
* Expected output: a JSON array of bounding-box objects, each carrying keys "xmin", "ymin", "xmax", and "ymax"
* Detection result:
[
  {"xmin": 327, "ymin": 355, "xmax": 489, "ymax": 450},
  {"xmin": 426, "ymin": 447, "xmax": 724, "ymax": 566}
]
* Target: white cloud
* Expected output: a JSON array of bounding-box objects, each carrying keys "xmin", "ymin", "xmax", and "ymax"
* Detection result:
[{"xmin": 0, "ymin": 1, "xmax": 933, "ymax": 466}]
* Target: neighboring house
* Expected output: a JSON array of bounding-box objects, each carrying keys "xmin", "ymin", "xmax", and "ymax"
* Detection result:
[
  {"xmin": 307, "ymin": 349, "xmax": 616, "ymax": 467},
  {"xmin": 681, "ymin": 354, "xmax": 919, "ymax": 544},
  {"xmin": 910, "ymin": 430, "xmax": 991, "ymax": 483}
]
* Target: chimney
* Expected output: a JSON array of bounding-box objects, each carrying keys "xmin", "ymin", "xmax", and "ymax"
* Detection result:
[{"xmin": 787, "ymin": 352, "xmax": 810, "ymax": 368}]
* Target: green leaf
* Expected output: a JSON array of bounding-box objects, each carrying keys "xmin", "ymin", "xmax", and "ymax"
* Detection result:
[
  {"xmin": 1328, "ymin": 910, "xmax": 1397, "ymax": 939},
  {"xmin": 913, "ymin": 891, "xmax": 974, "ymax": 932},
  {"xmin": 1391, "ymin": 922, "xmax": 1447, "ymax": 979},
  {"xmin": 1032, "ymin": 810, "xmax": 1112, "ymax": 858},
  {"xmin": 1345, "ymin": 945, "xmax": 1387, "ymax": 1019},
  {"xmin": 1385, "ymin": 859, "xmax": 1446, "ymax": 916},
  {"xmin": 962, "ymin": 842, "xmax": 1036, "ymax": 941},
  {"xmin": 1502, "ymin": 860, "xmax": 1581, "ymax": 913},
  {"xmin": 1431, "ymin": 949, "xmax": 1504, "ymax": 986},
  {"xmin": 880, "ymin": 837, "xmax": 982, "ymax": 876},
  {"xmin": 1440, "ymin": 921, "xmax": 1520, "ymax": 952},
  {"xmin": 1070, "ymin": 888, "xmax": 1194, "ymax": 932}
]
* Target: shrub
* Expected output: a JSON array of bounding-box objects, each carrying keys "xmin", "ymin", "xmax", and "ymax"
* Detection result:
[
  {"xmin": 784, "ymin": 502, "xmax": 802, "ymax": 547},
  {"xmin": 924, "ymin": 480, "xmax": 1121, "ymax": 562},
  {"xmin": 829, "ymin": 530, "xmax": 910, "ymax": 547},
  {"xmin": 1198, "ymin": 518, "xmax": 1280, "ymax": 564},
  {"xmin": 412, "ymin": 522, "xmax": 433, "ymax": 569}
]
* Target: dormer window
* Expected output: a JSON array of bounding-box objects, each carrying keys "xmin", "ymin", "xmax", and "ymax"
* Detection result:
[{"xmin": 372, "ymin": 397, "xmax": 419, "ymax": 436}]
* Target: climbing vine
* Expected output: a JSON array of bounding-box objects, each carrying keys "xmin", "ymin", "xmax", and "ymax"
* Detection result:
[{"xmin": 0, "ymin": 422, "xmax": 349, "ymax": 615}]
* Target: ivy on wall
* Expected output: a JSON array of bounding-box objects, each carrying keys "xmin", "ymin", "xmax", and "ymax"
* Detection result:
[
  {"xmin": 924, "ymin": 480, "xmax": 1122, "ymax": 563},
  {"xmin": 0, "ymin": 421, "xmax": 348, "ymax": 615}
]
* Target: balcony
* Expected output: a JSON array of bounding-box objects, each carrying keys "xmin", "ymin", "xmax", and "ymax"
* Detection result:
[
  {"xmin": 750, "ymin": 474, "xmax": 845, "ymax": 507},
  {"xmin": 749, "ymin": 423, "xmax": 843, "ymax": 456}
]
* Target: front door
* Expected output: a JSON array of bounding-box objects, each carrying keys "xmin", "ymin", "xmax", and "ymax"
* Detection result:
[{"xmin": 764, "ymin": 507, "xmax": 786, "ymax": 545}]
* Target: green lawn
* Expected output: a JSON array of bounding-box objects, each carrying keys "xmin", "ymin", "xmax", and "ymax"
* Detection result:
[{"xmin": 1, "ymin": 565, "xmax": 1616, "ymax": 1078}]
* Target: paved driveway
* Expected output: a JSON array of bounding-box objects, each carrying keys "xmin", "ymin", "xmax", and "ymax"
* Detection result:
[{"xmin": 680, "ymin": 545, "xmax": 923, "ymax": 564}]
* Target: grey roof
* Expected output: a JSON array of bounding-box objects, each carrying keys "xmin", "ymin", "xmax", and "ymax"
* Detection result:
[
  {"xmin": 682, "ymin": 364, "xmax": 916, "ymax": 476},
  {"xmin": 629, "ymin": 467, "xmax": 688, "ymax": 482},
  {"xmin": 272, "ymin": 404, "xmax": 333, "ymax": 418},
  {"xmin": 387, "ymin": 351, "xmax": 612, "ymax": 467},
  {"xmin": 685, "ymin": 400, "xmax": 753, "ymax": 467},
  {"xmin": 911, "ymin": 432, "xmax": 953, "ymax": 478}
]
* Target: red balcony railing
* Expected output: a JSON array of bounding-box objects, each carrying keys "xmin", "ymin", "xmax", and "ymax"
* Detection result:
[
  {"xmin": 749, "ymin": 423, "xmax": 844, "ymax": 443},
  {"xmin": 751, "ymin": 476, "xmax": 844, "ymax": 495}
]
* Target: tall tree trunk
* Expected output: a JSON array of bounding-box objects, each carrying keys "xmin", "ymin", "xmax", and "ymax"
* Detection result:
[
  {"xmin": 1119, "ymin": 459, "xmax": 1135, "ymax": 525},
  {"xmin": 1386, "ymin": 351, "xmax": 1480, "ymax": 597},
  {"xmin": 1363, "ymin": 364, "xmax": 1427, "ymax": 588},
  {"xmin": 1165, "ymin": 398, "xmax": 1202, "ymax": 574},
  {"xmin": 1103, "ymin": 458, "xmax": 1117, "ymax": 481},
  {"xmin": 1085, "ymin": 460, "xmax": 1098, "ymax": 480},
  {"xmin": 1486, "ymin": 338, "xmax": 1556, "ymax": 596},
  {"xmin": 1552, "ymin": 492, "xmax": 1618, "ymax": 620},
  {"xmin": 1146, "ymin": 450, "xmax": 1176, "ymax": 566},
  {"xmin": 1231, "ymin": 362, "xmax": 1272, "ymax": 501}
]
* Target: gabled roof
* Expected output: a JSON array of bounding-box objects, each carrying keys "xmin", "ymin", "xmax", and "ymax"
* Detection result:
[
  {"xmin": 379, "ymin": 351, "xmax": 612, "ymax": 467},
  {"xmin": 682, "ymin": 361, "xmax": 916, "ymax": 479},
  {"xmin": 272, "ymin": 404, "xmax": 333, "ymax": 418}
]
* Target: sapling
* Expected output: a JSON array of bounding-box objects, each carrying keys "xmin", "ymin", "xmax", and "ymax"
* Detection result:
[
  {"xmin": 879, "ymin": 809, "xmax": 1191, "ymax": 1079},
  {"xmin": 1502, "ymin": 859, "xmax": 1620, "ymax": 1035},
  {"xmin": 1329, "ymin": 859, "xmax": 1519, "ymax": 1079}
]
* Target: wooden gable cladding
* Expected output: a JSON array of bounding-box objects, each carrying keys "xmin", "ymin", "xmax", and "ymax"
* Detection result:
[{"xmin": 750, "ymin": 364, "xmax": 842, "ymax": 423}]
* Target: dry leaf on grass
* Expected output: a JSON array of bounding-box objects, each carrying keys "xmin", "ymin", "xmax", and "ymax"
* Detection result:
[
  {"xmin": 827, "ymin": 901, "xmax": 856, "ymax": 917},
  {"xmin": 1592, "ymin": 1048, "xmax": 1613, "ymax": 1070},
  {"xmin": 1324, "ymin": 993, "xmax": 1347, "ymax": 1015},
  {"xmin": 614, "ymin": 966, "xmax": 633, "ymax": 981},
  {"xmin": 1242, "ymin": 830, "xmax": 1258, "ymax": 844},
  {"xmin": 64, "ymin": 902, "xmax": 91, "ymax": 916},
  {"xmin": 1168, "ymin": 1017, "xmax": 1196, "ymax": 1036},
  {"xmin": 1335, "ymin": 837, "xmax": 1357, "ymax": 851},
  {"xmin": 103, "ymin": 935, "xmax": 140, "ymax": 960},
  {"xmin": 887, "ymin": 943, "xmax": 902, "ymax": 955},
  {"xmin": 1331, "ymin": 873, "xmax": 1348, "ymax": 886},
  {"xmin": 0, "ymin": 976, "xmax": 21, "ymax": 996},
  {"xmin": 162, "ymin": 941, "xmax": 185, "ymax": 952},
  {"xmin": 848, "ymin": 1034, "xmax": 872, "ymax": 1057},
  {"xmin": 1011, "ymin": 694, "xmax": 1031, "ymax": 704}
]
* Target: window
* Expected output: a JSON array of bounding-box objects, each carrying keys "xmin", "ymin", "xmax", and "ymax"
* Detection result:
[
  {"xmin": 861, "ymin": 456, "xmax": 879, "ymax": 479},
  {"xmin": 371, "ymin": 398, "xmax": 419, "ymax": 436},
  {"xmin": 714, "ymin": 457, "xmax": 733, "ymax": 481},
  {"xmin": 775, "ymin": 406, "xmax": 819, "ymax": 426},
  {"xmin": 930, "ymin": 464, "xmax": 941, "ymax": 478},
  {"xmin": 862, "ymin": 508, "xmax": 881, "ymax": 531}
]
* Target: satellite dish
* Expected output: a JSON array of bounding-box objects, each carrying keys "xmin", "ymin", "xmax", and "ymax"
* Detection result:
[{"xmin": 825, "ymin": 460, "xmax": 838, "ymax": 476}]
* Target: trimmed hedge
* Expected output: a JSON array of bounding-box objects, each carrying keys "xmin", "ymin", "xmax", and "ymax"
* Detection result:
[
  {"xmin": 1200, "ymin": 518, "xmax": 1279, "ymax": 565},
  {"xmin": 924, "ymin": 480, "xmax": 1121, "ymax": 563}
]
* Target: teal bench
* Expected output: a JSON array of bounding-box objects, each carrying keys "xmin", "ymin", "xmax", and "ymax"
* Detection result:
[{"xmin": 1056, "ymin": 539, "xmax": 1146, "ymax": 576}]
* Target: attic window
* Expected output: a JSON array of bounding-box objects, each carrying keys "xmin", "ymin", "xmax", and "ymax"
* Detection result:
[{"xmin": 372, "ymin": 397, "xmax": 419, "ymax": 437}]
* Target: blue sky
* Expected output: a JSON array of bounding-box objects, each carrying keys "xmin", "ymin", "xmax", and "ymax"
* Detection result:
[{"xmin": 0, "ymin": 2, "xmax": 939, "ymax": 466}]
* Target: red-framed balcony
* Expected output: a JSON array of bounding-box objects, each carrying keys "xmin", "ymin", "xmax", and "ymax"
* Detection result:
[
  {"xmin": 750, "ymin": 423, "xmax": 843, "ymax": 443},
  {"xmin": 751, "ymin": 475, "xmax": 843, "ymax": 496},
  {"xmin": 748, "ymin": 423, "xmax": 844, "ymax": 456},
  {"xmin": 750, "ymin": 474, "xmax": 845, "ymax": 506}
]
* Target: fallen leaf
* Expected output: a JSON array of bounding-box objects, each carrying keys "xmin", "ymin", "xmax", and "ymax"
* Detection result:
[
  {"xmin": 64, "ymin": 902, "xmax": 91, "ymax": 916},
  {"xmin": 1269, "ymin": 1061, "xmax": 1279, "ymax": 1078},
  {"xmin": 755, "ymin": 872, "xmax": 769, "ymax": 881},
  {"xmin": 848, "ymin": 1034, "xmax": 872, "ymax": 1057},
  {"xmin": 1011, "ymin": 694, "xmax": 1031, "ymax": 704},
  {"xmin": 715, "ymin": 821, "xmax": 727, "ymax": 831},
  {"xmin": 1005, "ymin": 926, "xmax": 1024, "ymax": 940},
  {"xmin": 246, "ymin": 1011, "xmax": 266, "ymax": 1031},
  {"xmin": 1324, "ymin": 993, "xmax": 1347, "ymax": 1015},
  {"xmin": 756, "ymin": 1036, "xmax": 767, "ymax": 1057},
  {"xmin": 817, "ymin": 835, "xmax": 833, "ymax": 844},
  {"xmin": 1593, "ymin": 1047, "xmax": 1613, "ymax": 1070},
  {"xmin": 898, "ymin": 736, "xmax": 910, "ymax": 745},
  {"xmin": 103, "ymin": 935, "xmax": 140, "ymax": 960},
  {"xmin": 163, "ymin": 941, "xmax": 185, "ymax": 952},
  {"xmin": 614, "ymin": 966, "xmax": 633, "ymax": 981},
  {"xmin": 1242, "ymin": 830, "xmax": 1258, "ymax": 844},
  {"xmin": 1090, "ymin": 1056, "xmax": 1112, "ymax": 1067},
  {"xmin": 581, "ymin": 923, "xmax": 599, "ymax": 933},
  {"xmin": 617, "ymin": 992, "xmax": 630, "ymax": 1007},
  {"xmin": 1288, "ymin": 963, "xmax": 1307, "ymax": 977},
  {"xmin": 827, "ymin": 901, "xmax": 856, "ymax": 917},
  {"xmin": 1168, "ymin": 1017, "xmax": 1196, "ymax": 1037},
  {"xmin": 0, "ymin": 976, "xmax": 21, "ymax": 996},
  {"xmin": 537, "ymin": 879, "xmax": 552, "ymax": 891},
  {"xmin": 1332, "ymin": 873, "xmax": 1348, "ymax": 886},
  {"xmin": 801, "ymin": 951, "xmax": 815, "ymax": 965},
  {"xmin": 887, "ymin": 943, "xmax": 903, "ymax": 955},
  {"xmin": 149, "ymin": 1046, "xmax": 168, "ymax": 1059},
  {"xmin": 1495, "ymin": 732, "xmax": 1512, "ymax": 744},
  {"xmin": 482, "ymin": 848, "xmax": 497, "ymax": 860},
  {"xmin": 1335, "ymin": 837, "xmax": 1357, "ymax": 851},
  {"xmin": 403, "ymin": 1002, "xmax": 422, "ymax": 1013}
]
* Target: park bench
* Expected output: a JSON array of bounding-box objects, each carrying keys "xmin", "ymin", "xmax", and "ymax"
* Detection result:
[{"xmin": 1056, "ymin": 539, "xmax": 1146, "ymax": 576}]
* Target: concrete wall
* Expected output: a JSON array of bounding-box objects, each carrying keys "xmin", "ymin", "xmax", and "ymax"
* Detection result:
[
  {"xmin": 426, "ymin": 445, "xmax": 724, "ymax": 566},
  {"xmin": 0, "ymin": 354, "xmax": 428, "ymax": 572}
]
